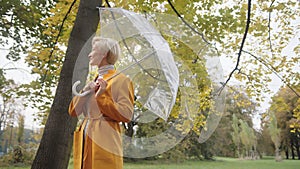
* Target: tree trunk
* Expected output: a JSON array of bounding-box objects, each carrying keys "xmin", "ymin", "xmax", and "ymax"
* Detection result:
[
  {"xmin": 31, "ymin": 0, "xmax": 101, "ymax": 168},
  {"xmin": 291, "ymin": 138, "xmax": 295, "ymax": 160},
  {"xmin": 292, "ymin": 132, "xmax": 300, "ymax": 160},
  {"xmin": 296, "ymin": 142, "xmax": 300, "ymax": 160},
  {"xmin": 285, "ymin": 147, "xmax": 289, "ymax": 159},
  {"xmin": 236, "ymin": 145, "xmax": 240, "ymax": 158},
  {"xmin": 275, "ymin": 147, "xmax": 282, "ymax": 162},
  {"xmin": 296, "ymin": 136, "xmax": 300, "ymax": 160}
]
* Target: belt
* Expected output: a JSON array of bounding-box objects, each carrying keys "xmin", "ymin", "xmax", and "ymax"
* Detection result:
[
  {"xmin": 86, "ymin": 114, "xmax": 115, "ymax": 122},
  {"xmin": 83, "ymin": 115, "xmax": 115, "ymax": 136}
]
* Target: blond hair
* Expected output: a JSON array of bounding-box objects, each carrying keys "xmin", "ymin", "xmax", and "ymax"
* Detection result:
[{"xmin": 92, "ymin": 37, "xmax": 121, "ymax": 64}]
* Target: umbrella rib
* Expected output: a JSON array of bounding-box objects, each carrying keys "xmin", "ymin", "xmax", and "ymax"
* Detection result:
[
  {"xmin": 107, "ymin": 51, "xmax": 167, "ymax": 83},
  {"xmin": 99, "ymin": 8, "xmax": 164, "ymax": 82},
  {"xmin": 72, "ymin": 50, "xmax": 163, "ymax": 97}
]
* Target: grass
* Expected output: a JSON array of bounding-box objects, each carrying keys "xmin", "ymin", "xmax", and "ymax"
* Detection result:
[
  {"xmin": 0, "ymin": 157, "xmax": 299, "ymax": 169},
  {"xmin": 123, "ymin": 157, "xmax": 300, "ymax": 169}
]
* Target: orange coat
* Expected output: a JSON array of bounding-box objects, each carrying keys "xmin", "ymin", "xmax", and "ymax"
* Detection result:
[{"xmin": 69, "ymin": 70, "xmax": 134, "ymax": 169}]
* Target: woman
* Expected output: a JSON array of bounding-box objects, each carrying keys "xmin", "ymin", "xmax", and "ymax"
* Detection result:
[{"xmin": 69, "ymin": 37, "xmax": 134, "ymax": 169}]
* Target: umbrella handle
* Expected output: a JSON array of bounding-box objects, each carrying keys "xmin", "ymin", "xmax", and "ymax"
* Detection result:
[{"xmin": 72, "ymin": 80, "xmax": 92, "ymax": 97}]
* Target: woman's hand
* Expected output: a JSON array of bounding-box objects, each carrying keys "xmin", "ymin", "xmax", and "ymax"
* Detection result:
[
  {"xmin": 95, "ymin": 77, "xmax": 107, "ymax": 97},
  {"xmin": 82, "ymin": 81, "xmax": 98, "ymax": 93}
]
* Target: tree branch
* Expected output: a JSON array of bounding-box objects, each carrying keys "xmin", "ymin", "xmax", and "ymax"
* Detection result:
[
  {"xmin": 268, "ymin": 0, "xmax": 275, "ymax": 55},
  {"xmin": 1, "ymin": 62, "xmax": 31, "ymax": 74},
  {"xmin": 41, "ymin": 0, "xmax": 77, "ymax": 84},
  {"xmin": 2, "ymin": 67, "xmax": 31, "ymax": 74},
  {"xmin": 0, "ymin": 48, "xmax": 10, "ymax": 50},
  {"xmin": 167, "ymin": 0, "xmax": 211, "ymax": 45},
  {"xmin": 243, "ymin": 50, "xmax": 300, "ymax": 98},
  {"xmin": 105, "ymin": 0, "xmax": 111, "ymax": 7},
  {"xmin": 218, "ymin": 0, "xmax": 252, "ymax": 94}
]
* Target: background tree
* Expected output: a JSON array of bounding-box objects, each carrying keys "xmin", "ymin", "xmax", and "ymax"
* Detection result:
[
  {"xmin": 268, "ymin": 111, "xmax": 282, "ymax": 161},
  {"xmin": 290, "ymin": 97, "xmax": 300, "ymax": 160},
  {"xmin": 258, "ymin": 111, "xmax": 277, "ymax": 157},
  {"xmin": 0, "ymin": 0, "xmax": 53, "ymax": 60},
  {"xmin": 231, "ymin": 114, "xmax": 241, "ymax": 158},
  {"xmin": 239, "ymin": 119, "xmax": 257, "ymax": 159},
  {"xmin": 0, "ymin": 123, "xmax": 16, "ymax": 155},
  {"xmin": 0, "ymin": 70, "xmax": 25, "ymax": 154},
  {"xmin": 17, "ymin": 114, "xmax": 24, "ymax": 145},
  {"xmin": 0, "ymin": 70, "xmax": 15, "ymax": 139},
  {"xmin": 269, "ymin": 86, "xmax": 300, "ymax": 160},
  {"xmin": 207, "ymin": 86, "xmax": 256, "ymax": 158},
  {"xmin": 292, "ymin": 99, "xmax": 300, "ymax": 132}
]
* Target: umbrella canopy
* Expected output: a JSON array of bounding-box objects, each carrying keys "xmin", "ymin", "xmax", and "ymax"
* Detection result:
[
  {"xmin": 97, "ymin": 8, "xmax": 179, "ymax": 121},
  {"xmin": 71, "ymin": 8, "xmax": 225, "ymax": 158}
]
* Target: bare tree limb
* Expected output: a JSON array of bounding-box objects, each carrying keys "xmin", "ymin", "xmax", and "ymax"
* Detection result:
[
  {"xmin": 268, "ymin": 0, "xmax": 276, "ymax": 55},
  {"xmin": 218, "ymin": 0, "xmax": 252, "ymax": 94},
  {"xmin": 243, "ymin": 50, "xmax": 300, "ymax": 98},
  {"xmin": 2, "ymin": 67, "xmax": 31, "ymax": 73},
  {"xmin": 0, "ymin": 48, "xmax": 10, "ymax": 50},
  {"xmin": 1, "ymin": 62, "xmax": 31, "ymax": 74},
  {"xmin": 105, "ymin": 0, "xmax": 111, "ymax": 7}
]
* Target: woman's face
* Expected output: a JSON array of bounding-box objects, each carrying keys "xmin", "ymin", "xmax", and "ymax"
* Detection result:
[{"xmin": 88, "ymin": 45, "xmax": 104, "ymax": 66}]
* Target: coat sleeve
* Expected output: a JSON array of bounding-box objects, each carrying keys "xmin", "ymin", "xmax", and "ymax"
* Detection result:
[
  {"xmin": 96, "ymin": 77, "xmax": 134, "ymax": 122},
  {"xmin": 68, "ymin": 95, "xmax": 89, "ymax": 117}
]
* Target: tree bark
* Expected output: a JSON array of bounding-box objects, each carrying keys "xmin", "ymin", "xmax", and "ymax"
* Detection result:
[
  {"xmin": 31, "ymin": 0, "xmax": 101, "ymax": 168},
  {"xmin": 291, "ymin": 144, "xmax": 295, "ymax": 159},
  {"xmin": 285, "ymin": 147, "xmax": 289, "ymax": 159},
  {"xmin": 296, "ymin": 136, "xmax": 300, "ymax": 160},
  {"xmin": 292, "ymin": 132, "xmax": 300, "ymax": 160},
  {"xmin": 275, "ymin": 147, "xmax": 282, "ymax": 162}
]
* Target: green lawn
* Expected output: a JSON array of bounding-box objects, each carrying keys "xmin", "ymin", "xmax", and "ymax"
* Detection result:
[
  {"xmin": 1, "ymin": 157, "xmax": 299, "ymax": 169},
  {"xmin": 124, "ymin": 157, "xmax": 300, "ymax": 169}
]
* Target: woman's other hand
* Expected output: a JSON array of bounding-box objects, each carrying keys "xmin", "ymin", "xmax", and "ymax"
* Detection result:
[{"xmin": 95, "ymin": 78, "xmax": 107, "ymax": 97}]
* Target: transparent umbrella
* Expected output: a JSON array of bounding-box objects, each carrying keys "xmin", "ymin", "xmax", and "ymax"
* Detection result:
[
  {"xmin": 81, "ymin": 8, "xmax": 225, "ymax": 158},
  {"xmin": 72, "ymin": 7, "xmax": 179, "ymax": 121}
]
